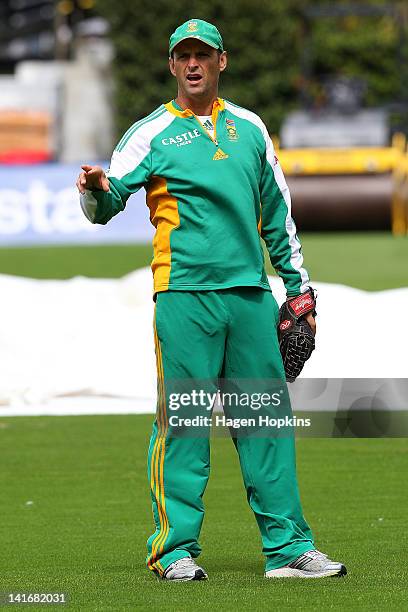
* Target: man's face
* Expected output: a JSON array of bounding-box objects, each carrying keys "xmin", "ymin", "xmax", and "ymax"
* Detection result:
[{"xmin": 169, "ymin": 39, "xmax": 227, "ymax": 100}]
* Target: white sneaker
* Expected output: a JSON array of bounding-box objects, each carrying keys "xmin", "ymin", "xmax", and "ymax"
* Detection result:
[
  {"xmin": 265, "ymin": 549, "xmax": 347, "ymax": 578},
  {"xmin": 162, "ymin": 557, "xmax": 208, "ymax": 582}
]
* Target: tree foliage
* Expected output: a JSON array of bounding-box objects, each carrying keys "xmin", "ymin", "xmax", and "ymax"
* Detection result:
[{"xmin": 96, "ymin": 0, "xmax": 407, "ymax": 139}]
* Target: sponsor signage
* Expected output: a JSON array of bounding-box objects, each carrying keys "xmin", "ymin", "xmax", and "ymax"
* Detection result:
[{"xmin": 0, "ymin": 163, "xmax": 153, "ymax": 246}]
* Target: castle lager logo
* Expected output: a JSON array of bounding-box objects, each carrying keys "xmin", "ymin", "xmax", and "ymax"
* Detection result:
[{"xmin": 162, "ymin": 129, "xmax": 201, "ymax": 147}]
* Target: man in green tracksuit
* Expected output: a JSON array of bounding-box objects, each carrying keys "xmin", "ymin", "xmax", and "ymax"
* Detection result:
[{"xmin": 77, "ymin": 19, "xmax": 346, "ymax": 580}]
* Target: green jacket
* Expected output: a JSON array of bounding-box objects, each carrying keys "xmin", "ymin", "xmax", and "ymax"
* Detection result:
[{"xmin": 80, "ymin": 98, "xmax": 309, "ymax": 296}]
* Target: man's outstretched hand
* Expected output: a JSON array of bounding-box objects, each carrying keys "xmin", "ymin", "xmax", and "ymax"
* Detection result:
[{"xmin": 76, "ymin": 165, "xmax": 110, "ymax": 194}]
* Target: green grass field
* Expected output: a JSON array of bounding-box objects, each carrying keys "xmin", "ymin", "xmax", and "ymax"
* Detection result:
[
  {"xmin": 0, "ymin": 232, "xmax": 407, "ymax": 290},
  {"xmin": 1, "ymin": 234, "xmax": 407, "ymax": 609},
  {"xmin": 0, "ymin": 416, "xmax": 407, "ymax": 611}
]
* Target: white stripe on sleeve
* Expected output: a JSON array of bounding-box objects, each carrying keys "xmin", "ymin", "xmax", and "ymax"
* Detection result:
[
  {"xmin": 107, "ymin": 111, "xmax": 176, "ymax": 180},
  {"xmin": 225, "ymin": 102, "xmax": 310, "ymax": 292}
]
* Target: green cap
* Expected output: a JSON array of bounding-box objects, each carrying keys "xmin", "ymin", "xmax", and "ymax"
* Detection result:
[{"xmin": 169, "ymin": 19, "xmax": 224, "ymax": 55}]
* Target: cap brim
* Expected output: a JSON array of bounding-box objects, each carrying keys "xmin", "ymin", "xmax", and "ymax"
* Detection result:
[{"xmin": 169, "ymin": 35, "xmax": 219, "ymax": 54}]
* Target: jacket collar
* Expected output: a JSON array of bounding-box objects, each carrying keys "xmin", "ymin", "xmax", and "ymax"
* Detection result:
[{"xmin": 165, "ymin": 97, "xmax": 225, "ymax": 118}]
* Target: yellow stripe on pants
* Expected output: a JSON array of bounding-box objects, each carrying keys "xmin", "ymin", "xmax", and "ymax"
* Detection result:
[{"xmin": 147, "ymin": 321, "xmax": 169, "ymax": 572}]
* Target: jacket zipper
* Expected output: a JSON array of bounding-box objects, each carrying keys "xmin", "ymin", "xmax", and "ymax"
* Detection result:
[{"xmin": 191, "ymin": 109, "xmax": 219, "ymax": 147}]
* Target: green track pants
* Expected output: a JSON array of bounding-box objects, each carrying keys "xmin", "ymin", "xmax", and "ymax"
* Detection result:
[{"xmin": 146, "ymin": 288, "xmax": 314, "ymax": 575}]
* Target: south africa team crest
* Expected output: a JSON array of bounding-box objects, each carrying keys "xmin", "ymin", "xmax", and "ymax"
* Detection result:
[{"xmin": 226, "ymin": 118, "xmax": 239, "ymax": 141}]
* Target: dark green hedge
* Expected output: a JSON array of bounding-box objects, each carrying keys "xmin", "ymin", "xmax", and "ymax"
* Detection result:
[{"xmin": 96, "ymin": 0, "xmax": 406, "ymax": 139}]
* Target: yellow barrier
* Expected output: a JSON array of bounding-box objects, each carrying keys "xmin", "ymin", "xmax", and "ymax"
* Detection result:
[
  {"xmin": 277, "ymin": 146, "xmax": 401, "ymax": 176},
  {"xmin": 275, "ymin": 132, "xmax": 407, "ymax": 177},
  {"xmin": 391, "ymin": 143, "xmax": 408, "ymax": 236}
]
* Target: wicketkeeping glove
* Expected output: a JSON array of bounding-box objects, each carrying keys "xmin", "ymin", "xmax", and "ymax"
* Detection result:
[{"xmin": 277, "ymin": 287, "xmax": 317, "ymax": 382}]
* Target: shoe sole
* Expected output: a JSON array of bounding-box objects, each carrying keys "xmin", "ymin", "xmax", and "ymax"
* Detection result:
[
  {"xmin": 162, "ymin": 569, "xmax": 208, "ymax": 582},
  {"xmin": 162, "ymin": 576, "xmax": 208, "ymax": 582},
  {"xmin": 265, "ymin": 564, "xmax": 347, "ymax": 579}
]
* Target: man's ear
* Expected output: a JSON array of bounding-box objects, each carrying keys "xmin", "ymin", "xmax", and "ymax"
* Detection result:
[
  {"xmin": 169, "ymin": 56, "xmax": 176, "ymax": 77},
  {"xmin": 219, "ymin": 51, "xmax": 227, "ymax": 73}
]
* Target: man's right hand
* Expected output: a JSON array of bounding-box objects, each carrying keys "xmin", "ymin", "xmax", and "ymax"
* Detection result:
[{"xmin": 76, "ymin": 165, "xmax": 110, "ymax": 194}]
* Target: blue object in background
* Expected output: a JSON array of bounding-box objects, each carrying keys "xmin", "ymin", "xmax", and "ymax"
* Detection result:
[{"xmin": 0, "ymin": 163, "xmax": 154, "ymax": 246}]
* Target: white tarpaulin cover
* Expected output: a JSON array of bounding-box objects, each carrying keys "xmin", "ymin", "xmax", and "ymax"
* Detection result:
[{"xmin": 0, "ymin": 268, "xmax": 407, "ymax": 415}]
